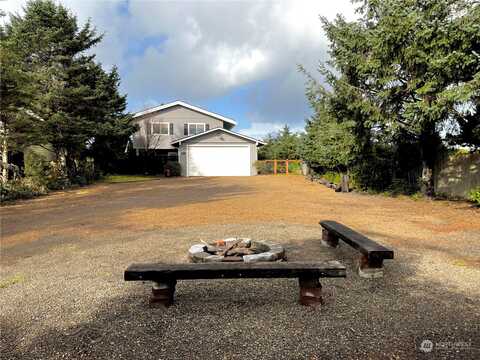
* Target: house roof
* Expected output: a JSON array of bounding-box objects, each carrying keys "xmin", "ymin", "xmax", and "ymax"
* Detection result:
[
  {"xmin": 170, "ymin": 127, "xmax": 266, "ymax": 146},
  {"xmin": 132, "ymin": 100, "xmax": 237, "ymax": 126}
]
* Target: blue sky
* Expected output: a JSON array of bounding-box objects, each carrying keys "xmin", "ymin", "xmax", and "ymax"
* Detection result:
[{"xmin": 2, "ymin": 0, "xmax": 357, "ymax": 138}]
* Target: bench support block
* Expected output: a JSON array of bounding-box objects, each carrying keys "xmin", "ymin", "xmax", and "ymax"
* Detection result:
[
  {"xmin": 321, "ymin": 229, "xmax": 339, "ymax": 248},
  {"xmin": 150, "ymin": 280, "xmax": 176, "ymax": 306},
  {"xmin": 298, "ymin": 277, "xmax": 323, "ymax": 307},
  {"xmin": 357, "ymin": 254, "xmax": 384, "ymax": 279}
]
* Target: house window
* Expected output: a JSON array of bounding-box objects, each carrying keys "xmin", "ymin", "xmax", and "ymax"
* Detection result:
[
  {"xmin": 152, "ymin": 122, "xmax": 170, "ymax": 135},
  {"xmin": 188, "ymin": 123, "xmax": 207, "ymax": 135}
]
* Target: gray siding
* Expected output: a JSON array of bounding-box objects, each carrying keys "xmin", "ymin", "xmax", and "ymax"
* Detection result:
[
  {"xmin": 178, "ymin": 144, "xmax": 188, "ymax": 176},
  {"xmin": 132, "ymin": 105, "xmax": 234, "ymax": 150},
  {"xmin": 184, "ymin": 131, "xmax": 252, "ymax": 144},
  {"xmin": 250, "ymin": 144, "xmax": 258, "ymax": 175}
]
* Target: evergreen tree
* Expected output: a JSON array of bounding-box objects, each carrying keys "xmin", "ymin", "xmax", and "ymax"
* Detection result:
[
  {"xmin": 304, "ymin": 0, "xmax": 480, "ymax": 195},
  {"xmin": 258, "ymin": 125, "xmax": 302, "ymax": 160},
  {"xmin": 85, "ymin": 66, "xmax": 135, "ymax": 173},
  {"xmin": 0, "ymin": 17, "xmax": 39, "ymax": 181},
  {"xmin": 301, "ymin": 97, "xmax": 356, "ymax": 172},
  {"xmin": 4, "ymin": 0, "xmax": 135, "ymax": 180}
]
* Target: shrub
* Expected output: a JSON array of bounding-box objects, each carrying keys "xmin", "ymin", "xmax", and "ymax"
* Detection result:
[
  {"xmin": 1, "ymin": 178, "xmax": 48, "ymax": 202},
  {"xmin": 287, "ymin": 161, "xmax": 302, "ymax": 174},
  {"xmin": 352, "ymin": 157, "xmax": 393, "ymax": 191},
  {"xmin": 164, "ymin": 161, "xmax": 181, "ymax": 176},
  {"xmin": 322, "ymin": 171, "xmax": 341, "ymax": 184},
  {"xmin": 385, "ymin": 178, "xmax": 419, "ymax": 196},
  {"xmin": 24, "ymin": 150, "xmax": 50, "ymax": 182},
  {"xmin": 255, "ymin": 161, "xmax": 273, "ymax": 174},
  {"xmin": 410, "ymin": 192, "xmax": 424, "ymax": 201},
  {"xmin": 75, "ymin": 158, "xmax": 97, "ymax": 185},
  {"xmin": 45, "ymin": 162, "xmax": 70, "ymax": 190},
  {"xmin": 469, "ymin": 187, "xmax": 480, "ymax": 206},
  {"xmin": 73, "ymin": 175, "xmax": 88, "ymax": 186},
  {"xmin": 24, "ymin": 148, "xmax": 71, "ymax": 189}
]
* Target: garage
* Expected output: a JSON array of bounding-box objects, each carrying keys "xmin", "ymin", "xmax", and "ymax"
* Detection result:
[
  {"xmin": 187, "ymin": 144, "xmax": 251, "ymax": 176},
  {"xmin": 171, "ymin": 128, "xmax": 265, "ymax": 177}
]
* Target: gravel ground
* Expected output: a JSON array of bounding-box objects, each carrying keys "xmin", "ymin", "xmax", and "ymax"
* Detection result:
[{"xmin": 1, "ymin": 176, "xmax": 479, "ymax": 359}]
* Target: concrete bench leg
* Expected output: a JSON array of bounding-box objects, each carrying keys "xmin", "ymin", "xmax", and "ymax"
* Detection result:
[
  {"xmin": 150, "ymin": 280, "xmax": 176, "ymax": 306},
  {"xmin": 298, "ymin": 277, "xmax": 323, "ymax": 307},
  {"xmin": 321, "ymin": 229, "xmax": 339, "ymax": 248},
  {"xmin": 358, "ymin": 254, "xmax": 384, "ymax": 279}
]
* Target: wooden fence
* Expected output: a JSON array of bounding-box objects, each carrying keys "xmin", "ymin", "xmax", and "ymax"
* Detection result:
[
  {"xmin": 255, "ymin": 160, "xmax": 302, "ymax": 175},
  {"xmin": 434, "ymin": 151, "xmax": 479, "ymax": 199}
]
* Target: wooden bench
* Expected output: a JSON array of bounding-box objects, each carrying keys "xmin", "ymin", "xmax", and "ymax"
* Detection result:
[
  {"xmin": 319, "ymin": 220, "xmax": 394, "ymax": 278},
  {"xmin": 125, "ymin": 261, "xmax": 346, "ymax": 307}
]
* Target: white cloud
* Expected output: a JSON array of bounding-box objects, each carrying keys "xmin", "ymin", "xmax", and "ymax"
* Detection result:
[
  {"xmin": 239, "ymin": 121, "xmax": 304, "ymax": 140},
  {"xmin": 238, "ymin": 122, "xmax": 286, "ymax": 139},
  {"xmin": 1, "ymin": 0, "xmax": 358, "ymax": 129},
  {"xmin": 107, "ymin": 0, "xmax": 358, "ymax": 111},
  {"xmin": 214, "ymin": 46, "xmax": 267, "ymax": 87},
  {"xmin": 0, "ymin": 0, "xmax": 24, "ymax": 17}
]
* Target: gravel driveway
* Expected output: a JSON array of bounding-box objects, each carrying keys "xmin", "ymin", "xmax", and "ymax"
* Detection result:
[{"xmin": 1, "ymin": 176, "xmax": 479, "ymax": 359}]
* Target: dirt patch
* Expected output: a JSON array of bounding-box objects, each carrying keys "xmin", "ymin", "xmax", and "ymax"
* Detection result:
[
  {"xmin": 2, "ymin": 176, "xmax": 479, "ymax": 265},
  {"xmin": 1, "ymin": 176, "xmax": 479, "ymax": 359}
]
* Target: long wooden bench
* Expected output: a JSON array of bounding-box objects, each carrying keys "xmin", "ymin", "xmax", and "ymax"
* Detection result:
[
  {"xmin": 319, "ymin": 220, "xmax": 394, "ymax": 278},
  {"xmin": 125, "ymin": 261, "xmax": 346, "ymax": 307}
]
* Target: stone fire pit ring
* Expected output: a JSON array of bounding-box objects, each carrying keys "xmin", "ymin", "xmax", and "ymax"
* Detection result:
[{"xmin": 189, "ymin": 238, "xmax": 285, "ymax": 263}]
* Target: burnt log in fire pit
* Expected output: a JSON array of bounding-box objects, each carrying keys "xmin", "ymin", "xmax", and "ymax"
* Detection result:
[{"xmin": 188, "ymin": 238, "xmax": 285, "ymax": 263}]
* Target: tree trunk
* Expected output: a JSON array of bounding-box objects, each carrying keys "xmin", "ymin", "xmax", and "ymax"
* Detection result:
[
  {"xmin": 1, "ymin": 123, "xmax": 8, "ymax": 183},
  {"xmin": 419, "ymin": 127, "xmax": 440, "ymax": 197},
  {"xmin": 65, "ymin": 152, "xmax": 77, "ymax": 181},
  {"xmin": 420, "ymin": 160, "xmax": 434, "ymax": 196},
  {"xmin": 57, "ymin": 147, "xmax": 77, "ymax": 182},
  {"xmin": 341, "ymin": 173, "xmax": 349, "ymax": 192}
]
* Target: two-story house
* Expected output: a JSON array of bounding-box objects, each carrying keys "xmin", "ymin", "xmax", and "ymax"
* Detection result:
[{"xmin": 131, "ymin": 101, "xmax": 264, "ymax": 176}]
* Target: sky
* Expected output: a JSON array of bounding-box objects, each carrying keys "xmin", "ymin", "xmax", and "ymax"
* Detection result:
[{"xmin": 1, "ymin": 0, "xmax": 358, "ymax": 139}]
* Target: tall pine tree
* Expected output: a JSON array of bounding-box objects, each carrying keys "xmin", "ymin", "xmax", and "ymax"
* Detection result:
[
  {"xmin": 305, "ymin": 0, "xmax": 480, "ymax": 195},
  {"xmin": 4, "ymin": 0, "xmax": 135, "ymax": 180},
  {"xmin": 0, "ymin": 15, "xmax": 39, "ymax": 182}
]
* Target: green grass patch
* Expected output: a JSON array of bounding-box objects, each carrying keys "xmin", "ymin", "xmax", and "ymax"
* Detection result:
[
  {"xmin": 322, "ymin": 171, "xmax": 341, "ymax": 184},
  {"xmin": 409, "ymin": 192, "xmax": 424, "ymax": 201},
  {"xmin": 0, "ymin": 274, "xmax": 25, "ymax": 289},
  {"xmin": 101, "ymin": 175, "xmax": 161, "ymax": 183}
]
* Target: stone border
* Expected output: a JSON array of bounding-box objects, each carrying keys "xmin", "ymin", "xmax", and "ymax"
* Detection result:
[{"xmin": 188, "ymin": 239, "xmax": 285, "ymax": 263}]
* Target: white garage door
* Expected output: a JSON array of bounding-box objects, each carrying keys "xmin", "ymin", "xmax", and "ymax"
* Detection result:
[{"xmin": 187, "ymin": 144, "xmax": 251, "ymax": 176}]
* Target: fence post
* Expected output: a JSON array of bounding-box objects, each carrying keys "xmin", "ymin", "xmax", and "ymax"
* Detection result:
[
  {"xmin": 274, "ymin": 160, "xmax": 277, "ymax": 175},
  {"xmin": 286, "ymin": 160, "xmax": 289, "ymax": 175}
]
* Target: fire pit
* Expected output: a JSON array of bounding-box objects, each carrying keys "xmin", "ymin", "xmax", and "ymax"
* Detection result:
[{"xmin": 188, "ymin": 238, "xmax": 285, "ymax": 263}]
